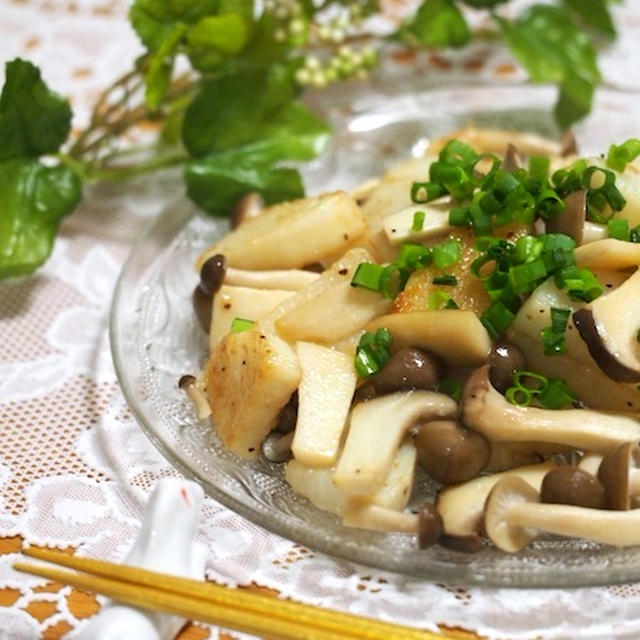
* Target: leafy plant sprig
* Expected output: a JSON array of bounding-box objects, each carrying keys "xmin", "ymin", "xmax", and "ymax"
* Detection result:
[{"xmin": 0, "ymin": 0, "xmax": 620, "ymax": 278}]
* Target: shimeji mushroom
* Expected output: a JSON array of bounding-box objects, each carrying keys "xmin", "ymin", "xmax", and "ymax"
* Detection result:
[
  {"xmin": 539, "ymin": 466, "xmax": 605, "ymax": 509},
  {"xmin": 462, "ymin": 365, "xmax": 640, "ymax": 453},
  {"xmin": 333, "ymin": 391, "xmax": 457, "ymax": 496},
  {"xmin": 597, "ymin": 442, "xmax": 640, "ymax": 510},
  {"xmin": 435, "ymin": 461, "xmax": 553, "ymax": 538},
  {"xmin": 573, "ymin": 268, "xmax": 640, "ymax": 382},
  {"xmin": 484, "ymin": 475, "xmax": 640, "ymax": 553},
  {"xmin": 178, "ymin": 375, "xmax": 211, "ymax": 420}
]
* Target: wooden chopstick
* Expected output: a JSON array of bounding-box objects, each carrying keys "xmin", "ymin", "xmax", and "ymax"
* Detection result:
[{"xmin": 15, "ymin": 547, "xmax": 450, "ymax": 640}]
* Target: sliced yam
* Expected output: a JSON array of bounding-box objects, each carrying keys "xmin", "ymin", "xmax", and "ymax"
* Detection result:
[
  {"xmin": 292, "ymin": 342, "xmax": 357, "ymax": 467},
  {"xmin": 285, "ymin": 439, "xmax": 417, "ymax": 517},
  {"xmin": 270, "ymin": 248, "xmax": 391, "ymax": 345},
  {"xmin": 225, "ymin": 267, "xmax": 319, "ymax": 291},
  {"xmin": 333, "ymin": 391, "xmax": 457, "ymax": 497},
  {"xmin": 382, "ymin": 201, "xmax": 452, "ymax": 245},
  {"xmin": 435, "ymin": 462, "xmax": 554, "ymax": 536},
  {"xmin": 365, "ymin": 310, "xmax": 491, "ymax": 368},
  {"xmin": 506, "ymin": 275, "xmax": 640, "ymax": 412},
  {"xmin": 196, "ymin": 192, "xmax": 366, "ymax": 271},
  {"xmin": 210, "ymin": 285, "xmax": 294, "ymax": 350},
  {"xmin": 204, "ymin": 327, "xmax": 301, "ymax": 459},
  {"xmin": 574, "ymin": 238, "xmax": 640, "ymax": 270}
]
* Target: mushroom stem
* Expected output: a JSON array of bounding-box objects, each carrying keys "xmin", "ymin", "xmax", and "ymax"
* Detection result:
[
  {"xmin": 225, "ymin": 267, "xmax": 319, "ymax": 291},
  {"xmin": 462, "ymin": 366, "xmax": 640, "ymax": 453},
  {"xmin": 506, "ymin": 501, "xmax": 640, "ymax": 547}
]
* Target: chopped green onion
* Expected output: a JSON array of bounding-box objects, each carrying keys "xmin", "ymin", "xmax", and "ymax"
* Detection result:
[
  {"xmin": 505, "ymin": 386, "xmax": 532, "ymax": 407},
  {"xmin": 449, "ymin": 206, "xmax": 470, "ymax": 227},
  {"xmin": 378, "ymin": 264, "xmax": 410, "ymax": 299},
  {"xmin": 354, "ymin": 328, "xmax": 393, "ymax": 378},
  {"xmin": 397, "ymin": 243, "xmax": 432, "ymax": 269},
  {"xmin": 439, "ymin": 139, "xmax": 478, "ymax": 167},
  {"xmin": 433, "ymin": 238, "xmax": 461, "ymax": 269},
  {"xmin": 608, "ymin": 218, "xmax": 629, "ymax": 241},
  {"xmin": 630, "ymin": 225, "xmax": 640, "ymax": 243},
  {"xmin": 230, "ymin": 317, "xmax": 254, "ymax": 333},
  {"xmin": 428, "ymin": 291, "xmax": 458, "ymax": 310},
  {"xmin": 606, "ymin": 138, "xmax": 640, "ymax": 172},
  {"xmin": 537, "ymin": 378, "xmax": 576, "ymax": 409},
  {"xmin": 555, "ymin": 267, "xmax": 604, "ymax": 302},
  {"xmin": 512, "ymin": 370, "xmax": 549, "ymax": 393},
  {"xmin": 529, "ymin": 155, "xmax": 550, "ymax": 178},
  {"xmin": 412, "ymin": 210, "xmax": 426, "ymax": 231},
  {"xmin": 636, "ymin": 328, "xmax": 640, "ymax": 344},
  {"xmin": 514, "ymin": 236, "xmax": 543, "ymax": 264},
  {"xmin": 410, "ymin": 181, "xmax": 444, "ymax": 204},
  {"xmin": 481, "ymin": 301, "xmax": 515, "ymax": 340},
  {"xmin": 351, "ymin": 262, "xmax": 384, "ymax": 292},
  {"xmin": 437, "ymin": 378, "xmax": 462, "ymax": 402},
  {"xmin": 508, "ymin": 258, "xmax": 548, "ymax": 294},
  {"xmin": 432, "ymin": 274, "xmax": 457, "ymax": 286},
  {"xmin": 540, "ymin": 306, "xmax": 571, "ymax": 357}
]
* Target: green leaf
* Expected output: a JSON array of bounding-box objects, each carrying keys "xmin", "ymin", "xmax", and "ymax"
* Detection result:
[
  {"xmin": 187, "ymin": 13, "xmax": 250, "ymax": 55},
  {"xmin": 185, "ymin": 147, "xmax": 303, "ymax": 216},
  {"xmin": 181, "ymin": 65, "xmax": 298, "ymax": 156},
  {"xmin": 144, "ymin": 22, "xmax": 187, "ymax": 109},
  {"xmin": 0, "ymin": 158, "xmax": 82, "ymax": 278},
  {"xmin": 496, "ymin": 6, "xmax": 601, "ymax": 128},
  {"xmin": 461, "ymin": 0, "xmax": 508, "ymax": 6},
  {"xmin": 397, "ymin": 0, "xmax": 470, "ymax": 48},
  {"xmin": 0, "ymin": 59, "xmax": 72, "ymax": 161},
  {"xmin": 562, "ymin": 0, "xmax": 616, "ymax": 39},
  {"xmin": 130, "ymin": 0, "xmax": 218, "ymax": 50}
]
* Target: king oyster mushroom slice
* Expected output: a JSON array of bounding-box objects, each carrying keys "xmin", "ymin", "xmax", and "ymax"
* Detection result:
[
  {"xmin": 462, "ymin": 365, "xmax": 640, "ymax": 454},
  {"xmin": 484, "ymin": 475, "xmax": 640, "ymax": 553},
  {"xmin": 333, "ymin": 391, "xmax": 457, "ymax": 496},
  {"xmin": 573, "ymin": 268, "xmax": 640, "ymax": 382},
  {"xmin": 436, "ymin": 461, "xmax": 553, "ymax": 537},
  {"xmin": 597, "ymin": 442, "xmax": 640, "ymax": 510}
]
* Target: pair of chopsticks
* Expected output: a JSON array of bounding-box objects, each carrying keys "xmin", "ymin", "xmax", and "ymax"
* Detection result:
[{"xmin": 15, "ymin": 547, "xmax": 451, "ymax": 640}]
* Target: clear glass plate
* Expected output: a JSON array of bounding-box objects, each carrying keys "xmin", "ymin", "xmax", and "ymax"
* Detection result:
[{"xmin": 110, "ymin": 85, "xmax": 640, "ymax": 587}]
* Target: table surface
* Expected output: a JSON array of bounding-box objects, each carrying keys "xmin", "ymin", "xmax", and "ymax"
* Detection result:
[{"xmin": 3, "ymin": 1, "xmax": 640, "ymax": 639}]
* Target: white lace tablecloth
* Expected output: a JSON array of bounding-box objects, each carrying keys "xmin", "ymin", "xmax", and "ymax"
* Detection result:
[{"xmin": 3, "ymin": 1, "xmax": 640, "ymax": 638}]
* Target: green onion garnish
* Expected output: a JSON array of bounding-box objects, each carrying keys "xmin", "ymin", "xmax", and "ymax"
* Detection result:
[
  {"xmin": 606, "ymin": 138, "xmax": 640, "ymax": 172},
  {"xmin": 433, "ymin": 238, "xmax": 461, "ymax": 269},
  {"xmin": 554, "ymin": 267, "xmax": 604, "ymax": 302},
  {"xmin": 411, "ymin": 181, "xmax": 444, "ymax": 204},
  {"xmin": 630, "ymin": 225, "xmax": 640, "ymax": 243},
  {"xmin": 540, "ymin": 307, "xmax": 571, "ymax": 356},
  {"xmin": 230, "ymin": 317, "xmax": 254, "ymax": 333},
  {"xmin": 505, "ymin": 370, "xmax": 576, "ymax": 410},
  {"xmin": 608, "ymin": 218, "xmax": 630, "ymax": 241},
  {"xmin": 428, "ymin": 291, "xmax": 458, "ymax": 310},
  {"xmin": 412, "ymin": 210, "xmax": 426, "ymax": 231},
  {"xmin": 529, "ymin": 155, "xmax": 550, "ymax": 178},
  {"xmin": 481, "ymin": 301, "xmax": 515, "ymax": 340},
  {"xmin": 350, "ymin": 262, "xmax": 384, "ymax": 292},
  {"xmin": 354, "ymin": 328, "xmax": 393, "ymax": 378},
  {"xmin": 432, "ymin": 274, "xmax": 457, "ymax": 286}
]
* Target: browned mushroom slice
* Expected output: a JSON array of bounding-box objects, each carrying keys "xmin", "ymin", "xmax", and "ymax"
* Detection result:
[
  {"xmin": 540, "ymin": 466, "xmax": 605, "ymax": 509},
  {"xmin": 462, "ymin": 365, "xmax": 640, "ymax": 453},
  {"xmin": 484, "ymin": 475, "xmax": 640, "ymax": 552},
  {"xmin": 414, "ymin": 420, "xmax": 491, "ymax": 484},
  {"xmin": 573, "ymin": 268, "xmax": 640, "ymax": 382},
  {"xmin": 545, "ymin": 189, "xmax": 586, "ymax": 244},
  {"xmin": 597, "ymin": 442, "xmax": 640, "ymax": 510}
]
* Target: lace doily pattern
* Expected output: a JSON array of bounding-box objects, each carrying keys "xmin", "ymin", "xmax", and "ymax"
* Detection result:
[{"xmin": 3, "ymin": 1, "xmax": 640, "ymax": 638}]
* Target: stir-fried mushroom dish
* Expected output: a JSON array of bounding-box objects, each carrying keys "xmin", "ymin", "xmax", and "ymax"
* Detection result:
[{"xmin": 184, "ymin": 126, "xmax": 640, "ymax": 553}]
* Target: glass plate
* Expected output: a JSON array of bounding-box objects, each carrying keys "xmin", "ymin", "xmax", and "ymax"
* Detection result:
[{"xmin": 111, "ymin": 85, "xmax": 640, "ymax": 587}]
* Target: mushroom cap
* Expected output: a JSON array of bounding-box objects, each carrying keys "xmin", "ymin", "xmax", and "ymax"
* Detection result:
[
  {"xmin": 373, "ymin": 347, "xmax": 443, "ymax": 394},
  {"xmin": 484, "ymin": 475, "xmax": 540, "ymax": 553},
  {"xmin": 192, "ymin": 285, "xmax": 212, "ymax": 333},
  {"xmin": 488, "ymin": 341, "xmax": 527, "ymax": 394},
  {"xmin": 545, "ymin": 189, "xmax": 586, "ymax": 244},
  {"xmin": 199, "ymin": 253, "xmax": 227, "ymax": 296},
  {"xmin": 438, "ymin": 533, "xmax": 484, "ymax": 553},
  {"xmin": 418, "ymin": 503, "xmax": 444, "ymax": 549},
  {"xmin": 414, "ymin": 420, "xmax": 490, "ymax": 484},
  {"xmin": 540, "ymin": 465, "xmax": 605, "ymax": 509},
  {"xmin": 597, "ymin": 442, "xmax": 640, "ymax": 510}
]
